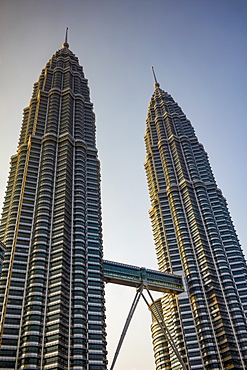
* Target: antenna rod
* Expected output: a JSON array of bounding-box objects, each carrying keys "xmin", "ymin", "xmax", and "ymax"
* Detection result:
[
  {"xmin": 62, "ymin": 27, "xmax": 69, "ymax": 48},
  {"xmin": 151, "ymin": 66, "xmax": 160, "ymax": 88},
  {"xmin": 65, "ymin": 27, "xmax": 68, "ymax": 44}
]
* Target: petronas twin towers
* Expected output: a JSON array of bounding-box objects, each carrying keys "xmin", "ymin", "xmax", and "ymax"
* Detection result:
[{"xmin": 0, "ymin": 33, "xmax": 247, "ymax": 370}]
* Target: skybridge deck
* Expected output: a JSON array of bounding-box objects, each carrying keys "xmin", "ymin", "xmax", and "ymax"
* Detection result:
[{"xmin": 102, "ymin": 260, "xmax": 183, "ymax": 294}]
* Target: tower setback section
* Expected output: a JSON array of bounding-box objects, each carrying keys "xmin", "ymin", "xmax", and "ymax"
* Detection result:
[
  {"xmin": 0, "ymin": 41, "xmax": 106, "ymax": 370},
  {"xmin": 145, "ymin": 83, "xmax": 247, "ymax": 370}
]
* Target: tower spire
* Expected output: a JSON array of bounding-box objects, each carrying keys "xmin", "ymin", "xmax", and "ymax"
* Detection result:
[
  {"xmin": 152, "ymin": 66, "xmax": 160, "ymax": 88},
  {"xmin": 62, "ymin": 27, "xmax": 69, "ymax": 48}
]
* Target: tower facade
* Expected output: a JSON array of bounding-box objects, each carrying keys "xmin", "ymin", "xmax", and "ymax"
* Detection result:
[
  {"xmin": 0, "ymin": 37, "xmax": 106, "ymax": 369},
  {"xmin": 145, "ymin": 80, "xmax": 247, "ymax": 369}
]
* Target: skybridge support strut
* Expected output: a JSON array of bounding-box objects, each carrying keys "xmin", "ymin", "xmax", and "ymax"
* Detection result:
[
  {"xmin": 109, "ymin": 283, "xmax": 187, "ymax": 370},
  {"xmin": 142, "ymin": 287, "xmax": 187, "ymax": 370},
  {"xmin": 109, "ymin": 285, "xmax": 144, "ymax": 370}
]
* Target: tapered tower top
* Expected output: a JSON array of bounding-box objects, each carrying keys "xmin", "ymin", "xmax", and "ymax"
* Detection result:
[
  {"xmin": 62, "ymin": 27, "xmax": 69, "ymax": 48},
  {"xmin": 152, "ymin": 66, "xmax": 160, "ymax": 88}
]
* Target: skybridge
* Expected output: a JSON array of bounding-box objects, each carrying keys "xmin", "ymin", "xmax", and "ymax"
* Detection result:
[
  {"xmin": 102, "ymin": 260, "xmax": 186, "ymax": 370},
  {"xmin": 102, "ymin": 259, "xmax": 183, "ymax": 294}
]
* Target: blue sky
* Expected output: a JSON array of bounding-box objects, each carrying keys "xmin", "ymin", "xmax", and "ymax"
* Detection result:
[{"xmin": 1, "ymin": 1, "xmax": 247, "ymax": 369}]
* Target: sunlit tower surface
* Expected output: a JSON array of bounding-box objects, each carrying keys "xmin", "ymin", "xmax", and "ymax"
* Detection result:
[
  {"xmin": 0, "ymin": 32, "xmax": 107, "ymax": 369},
  {"xmin": 145, "ymin": 71, "xmax": 247, "ymax": 370}
]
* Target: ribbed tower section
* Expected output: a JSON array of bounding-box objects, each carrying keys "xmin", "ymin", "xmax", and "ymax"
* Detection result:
[
  {"xmin": 0, "ymin": 40, "xmax": 106, "ymax": 370},
  {"xmin": 145, "ymin": 82, "xmax": 247, "ymax": 370},
  {"xmin": 150, "ymin": 299, "xmax": 171, "ymax": 367}
]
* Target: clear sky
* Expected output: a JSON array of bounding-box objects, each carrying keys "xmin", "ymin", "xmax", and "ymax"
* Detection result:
[{"xmin": 0, "ymin": 0, "xmax": 247, "ymax": 369}]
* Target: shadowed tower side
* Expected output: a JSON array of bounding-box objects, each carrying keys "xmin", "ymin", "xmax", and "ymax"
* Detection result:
[
  {"xmin": 0, "ymin": 31, "xmax": 107, "ymax": 370},
  {"xmin": 144, "ymin": 70, "xmax": 247, "ymax": 370}
]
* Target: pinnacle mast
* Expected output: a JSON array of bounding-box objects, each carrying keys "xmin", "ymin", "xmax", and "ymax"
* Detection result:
[
  {"xmin": 62, "ymin": 27, "xmax": 69, "ymax": 48},
  {"xmin": 151, "ymin": 66, "xmax": 160, "ymax": 88}
]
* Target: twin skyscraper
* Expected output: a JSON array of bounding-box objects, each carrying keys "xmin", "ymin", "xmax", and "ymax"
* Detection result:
[{"xmin": 0, "ymin": 34, "xmax": 247, "ymax": 370}]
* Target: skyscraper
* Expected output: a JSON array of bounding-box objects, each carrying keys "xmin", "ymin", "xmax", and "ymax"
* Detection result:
[
  {"xmin": 0, "ymin": 33, "xmax": 107, "ymax": 369},
  {"xmin": 145, "ymin": 75, "xmax": 247, "ymax": 369}
]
